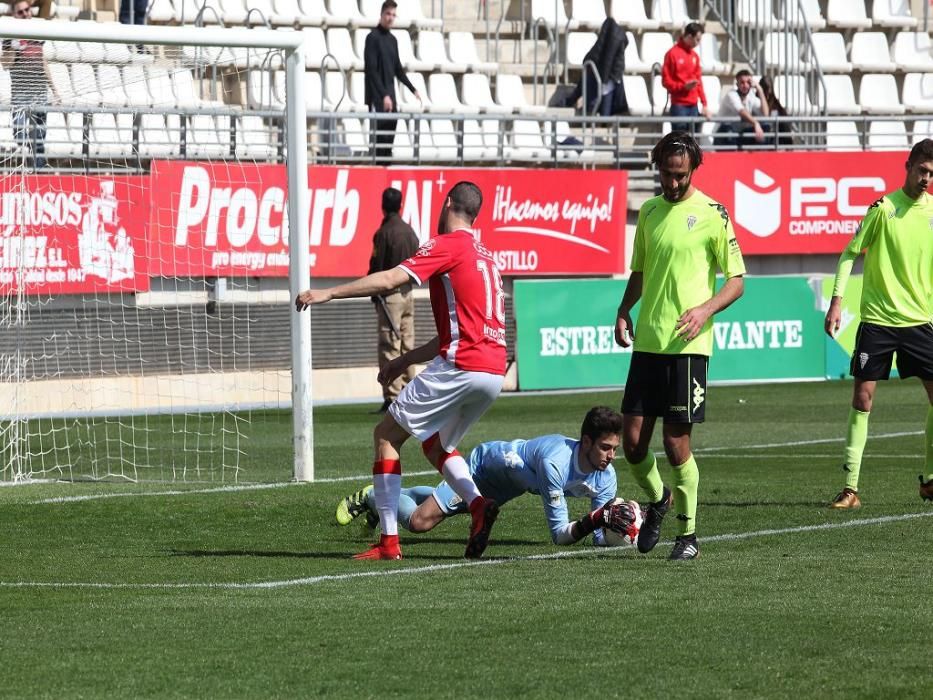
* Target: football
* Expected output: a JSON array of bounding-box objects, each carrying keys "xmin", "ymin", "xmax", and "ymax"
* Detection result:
[{"xmin": 600, "ymin": 498, "xmax": 643, "ymax": 547}]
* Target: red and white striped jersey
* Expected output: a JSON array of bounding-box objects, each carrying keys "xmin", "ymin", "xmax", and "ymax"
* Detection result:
[{"xmin": 398, "ymin": 229, "xmax": 507, "ymax": 375}]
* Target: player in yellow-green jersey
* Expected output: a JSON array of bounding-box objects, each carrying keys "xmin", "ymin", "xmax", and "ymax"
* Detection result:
[
  {"xmin": 825, "ymin": 139, "xmax": 933, "ymax": 509},
  {"xmin": 614, "ymin": 131, "xmax": 746, "ymax": 560}
]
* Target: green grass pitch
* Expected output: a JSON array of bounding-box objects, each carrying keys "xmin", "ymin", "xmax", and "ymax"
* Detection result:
[{"xmin": 2, "ymin": 380, "xmax": 932, "ymax": 698}]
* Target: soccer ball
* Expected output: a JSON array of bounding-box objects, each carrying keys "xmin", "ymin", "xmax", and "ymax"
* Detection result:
[{"xmin": 600, "ymin": 498, "xmax": 643, "ymax": 547}]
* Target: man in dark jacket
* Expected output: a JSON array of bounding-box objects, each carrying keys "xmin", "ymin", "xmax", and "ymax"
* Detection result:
[
  {"xmin": 364, "ymin": 0, "xmax": 421, "ymax": 164},
  {"xmin": 569, "ymin": 18, "xmax": 628, "ymax": 116},
  {"xmin": 368, "ymin": 187, "xmax": 419, "ymax": 413}
]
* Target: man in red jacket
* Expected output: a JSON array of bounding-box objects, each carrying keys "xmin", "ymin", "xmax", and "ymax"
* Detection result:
[{"xmin": 661, "ymin": 22, "xmax": 710, "ymax": 134}]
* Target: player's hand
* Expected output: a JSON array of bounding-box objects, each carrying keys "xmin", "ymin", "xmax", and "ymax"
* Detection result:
[
  {"xmin": 702, "ymin": 106, "xmax": 712, "ymax": 120},
  {"xmin": 684, "ymin": 79, "xmax": 698, "ymax": 90},
  {"xmin": 377, "ymin": 358, "xmax": 405, "ymax": 386},
  {"xmin": 414, "ymin": 90, "xmax": 423, "ymax": 105},
  {"xmin": 753, "ymin": 122, "xmax": 765, "ymax": 142},
  {"xmin": 675, "ymin": 304, "xmax": 711, "ymax": 342},
  {"xmin": 382, "ymin": 95, "xmax": 393, "ymax": 111},
  {"xmin": 295, "ymin": 288, "xmax": 333, "ymax": 311},
  {"xmin": 601, "ymin": 500, "xmax": 639, "ymax": 537},
  {"xmin": 615, "ymin": 311, "xmax": 634, "ymax": 347},
  {"xmin": 824, "ymin": 297, "xmax": 842, "ymax": 338}
]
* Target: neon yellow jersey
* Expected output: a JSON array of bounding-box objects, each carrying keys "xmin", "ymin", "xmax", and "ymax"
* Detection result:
[
  {"xmin": 832, "ymin": 189, "xmax": 933, "ymax": 327},
  {"xmin": 631, "ymin": 189, "xmax": 746, "ymax": 356}
]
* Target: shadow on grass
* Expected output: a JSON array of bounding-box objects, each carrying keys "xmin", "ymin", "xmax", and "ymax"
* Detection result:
[{"xmin": 702, "ymin": 500, "xmax": 829, "ymax": 508}]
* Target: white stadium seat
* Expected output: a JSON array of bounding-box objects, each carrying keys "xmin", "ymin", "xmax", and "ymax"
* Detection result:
[
  {"xmin": 736, "ymin": 0, "xmax": 784, "ymax": 29},
  {"xmin": 851, "ymin": 33, "xmax": 896, "ymax": 72},
  {"xmin": 698, "ymin": 32, "xmax": 730, "ymax": 75},
  {"xmin": 348, "ymin": 0, "xmax": 381, "ymax": 29},
  {"xmin": 868, "ymin": 120, "xmax": 909, "ymax": 150},
  {"xmin": 397, "ymin": 72, "xmax": 428, "ymax": 111},
  {"xmin": 392, "ymin": 29, "xmax": 435, "ymax": 73},
  {"xmin": 610, "ymin": 0, "xmax": 659, "ymax": 30},
  {"xmin": 818, "ymin": 75, "xmax": 861, "ymax": 115},
  {"xmin": 825, "ymin": 120, "xmax": 861, "ymax": 151},
  {"xmin": 417, "ymin": 31, "xmax": 468, "ymax": 73},
  {"xmin": 810, "ymin": 33, "xmax": 852, "ymax": 73},
  {"xmin": 327, "ymin": 27, "xmax": 364, "ymax": 71},
  {"xmin": 247, "ymin": 69, "xmax": 285, "ymax": 110},
  {"xmin": 763, "ymin": 32, "xmax": 811, "ymax": 72},
  {"xmin": 397, "ymin": 0, "xmax": 441, "ymax": 29},
  {"xmin": 640, "ymin": 32, "xmax": 674, "ymax": 69},
  {"xmin": 530, "ymin": 0, "xmax": 579, "ymax": 31},
  {"xmin": 871, "ymin": 0, "xmax": 917, "ymax": 28},
  {"xmin": 45, "ymin": 112, "xmax": 83, "ymax": 158},
  {"xmin": 505, "ymin": 119, "xmax": 550, "ymax": 161},
  {"xmin": 303, "ymin": 28, "xmax": 328, "ymax": 69},
  {"xmin": 651, "ymin": 0, "xmax": 691, "ymax": 29},
  {"xmin": 139, "ymin": 113, "xmax": 179, "ymax": 159},
  {"xmin": 902, "ymin": 73, "xmax": 933, "ymax": 112},
  {"xmin": 495, "ymin": 74, "xmax": 547, "ymax": 114},
  {"xmin": 462, "ymin": 73, "xmax": 512, "ymax": 114},
  {"xmin": 571, "ymin": 0, "xmax": 607, "ymax": 31},
  {"xmin": 237, "ymin": 115, "xmax": 277, "ymax": 160},
  {"xmin": 427, "ymin": 119, "xmax": 459, "ymax": 161},
  {"xmin": 463, "ymin": 118, "xmax": 499, "ymax": 160},
  {"xmin": 912, "ymin": 119, "xmax": 933, "ymax": 144},
  {"xmin": 783, "ymin": 0, "xmax": 826, "ymax": 30},
  {"xmin": 566, "ymin": 32, "xmax": 597, "ymax": 69},
  {"xmin": 859, "ymin": 73, "xmax": 905, "ymax": 114},
  {"xmin": 427, "ymin": 73, "xmax": 477, "ymax": 113},
  {"xmin": 773, "ymin": 74, "xmax": 817, "ymax": 114},
  {"xmin": 892, "ymin": 32, "xmax": 933, "ymax": 72},
  {"xmin": 89, "ymin": 112, "xmax": 133, "ymax": 158},
  {"xmin": 337, "ymin": 116, "xmax": 369, "ymax": 158},
  {"xmin": 448, "ymin": 32, "xmax": 497, "ymax": 73},
  {"xmin": 622, "ymin": 75, "xmax": 653, "ymax": 116},
  {"xmin": 624, "ymin": 32, "xmax": 652, "ymax": 73},
  {"xmin": 826, "ymin": 0, "xmax": 872, "ymax": 28}
]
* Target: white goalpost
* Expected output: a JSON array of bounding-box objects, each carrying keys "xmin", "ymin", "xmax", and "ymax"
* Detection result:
[{"xmin": 0, "ymin": 18, "xmax": 314, "ymax": 483}]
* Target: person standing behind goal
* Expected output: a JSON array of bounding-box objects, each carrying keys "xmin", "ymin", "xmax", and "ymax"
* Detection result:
[
  {"xmin": 825, "ymin": 138, "xmax": 933, "ymax": 509},
  {"xmin": 296, "ymin": 181, "xmax": 506, "ymax": 561},
  {"xmin": 614, "ymin": 131, "xmax": 745, "ymax": 560}
]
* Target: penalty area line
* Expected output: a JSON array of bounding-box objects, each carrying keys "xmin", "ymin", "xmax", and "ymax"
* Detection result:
[{"xmin": 3, "ymin": 510, "xmax": 932, "ymax": 591}]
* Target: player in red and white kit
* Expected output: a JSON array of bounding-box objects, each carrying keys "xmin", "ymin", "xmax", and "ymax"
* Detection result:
[{"xmin": 296, "ymin": 181, "xmax": 507, "ymax": 560}]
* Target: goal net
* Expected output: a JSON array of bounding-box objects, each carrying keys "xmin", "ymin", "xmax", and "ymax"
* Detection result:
[{"xmin": 0, "ymin": 20, "xmax": 312, "ymax": 484}]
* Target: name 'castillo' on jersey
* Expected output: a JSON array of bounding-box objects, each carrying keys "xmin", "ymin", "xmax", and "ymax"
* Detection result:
[{"xmin": 398, "ymin": 229, "xmax": 507, "ymax": 375}]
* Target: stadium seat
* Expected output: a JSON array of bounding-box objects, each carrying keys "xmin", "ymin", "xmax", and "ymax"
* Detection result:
[
  {"xmin": 47, "ymin": 63, "xmax": 74, "ymax": 105},
  {"xmin": 505, "ymin": 119, "xmax": 551, "ymax": 161},
  {"xmin": 702, "ymin": 75, "xmax": 721, "ymax": 114},
  {"xmin": 867, "ymin": 120, "xmax": 909, "ymax": 150},
  {"xmin": 818, "ymin": 75, "xmax": 861, "ymax": 114},
  {"xmin": 530, "ymin": 0, "xmax": 579, "ymax": 31},
  {"xmin": 392, "ymin": 29, "xmax": 435, "ymax": 73},
  {"xmin": 302, "ymin": 28, "xmax": 328, "ymax": 69},
  {"xmin": 566, "ymin": 32, "xmax": 597, "ymax": 68},
  {"xmin": 427, "ymin": 119, "xmax": 459, "ymax": 161},
  {"xmin": 304, "ymin": 70, "xmax": 327, "ymax": 111},
  {"xmin": 462, "ymin": 73, "xmax": 512, "ymax": 114},
  {"xmin": 237, "ymin": 115, "xmax": 277, "ymax": 159},
  {"xmin": 622, "ymin": 75, "xmax": 653, "ymax": 115},
  {"xmin": 79, "ymin": 41, "xmax": 107, "ymax": 65},
  {"xmin": 146, "ymin": 65, "xmax": 177, "ymax": 107},
  {"xmin": 89, "ymin": 112, "xmax": 133, "ymax": 158},
  {"xmin": 120, "ymin": 65, "xmax": 153, "ymax": 107},
  {"xmin": 347, "ymin": 70, "xmax": 366, "ymax": 107},
  {"xmin": 773, "ymin": 74, "xmax": 817, "ymax": 114},
  {"xmin": 337, "ymin": 116, "xmax": 370, "ymax": 158},
  {"xmin": 698, "ymin": 32, "xmax": 729, "ymax": 75},
  {"xmin": 651, "ymin": 74, "xmax": 668, "ymax": 113},
  {"xmin": 463, "ymin": 118, "xmax": 499, "ymax": 160},
  {"xmin": 826, "ymin": 0, "xmax": 873, "ymax": 28},
  {"xmin": 902, "ymin": 73, "xmax": 933, "ymax": 112},
  {"xmin": 247, "ymin": 69, "xmax": 285, "ymax": 110},
  {"xmin": 825, "ymin": 120, "xmax": 861, "ymax": 151},
  {"xmin": 326, "ymin": 71, "xmax": 366, "ymax": 112},
  {"xmin": 417, "ymin": 31, "xmax": 468, "ymax": 73},
  {"xmin": 763, "ymin": 32, "xmax": 811, "ymax": 72},
  {"xmin": 495, "ymin": 74, "xmax": 547, "ymax": 115},
  {"xmin": 0, "ymin": 69, "xmax": 9, "ymax": 104},
  {"xmin": 348, "ymin": 0, "xmax": 381, "ymax": 29},
  {"xmin": 892, "ymin": 32, "xmax": 933, "ymax": 72},
  {"xmin": 139, "ymin": 113, "xmax": 179, "ymax": 158},
  {"xmin": 871, "ymin": 0, "xmax": 917, "ymax": 28},
  {"xmin": 271, "ymin": 0, "xmax": 314, "ymax": 25},
  {"xmin": 448, "ymin": 32, "xmax": 497, "ymax": 73},
  {"xmin": 651, "ymin": 0, "xmax": 691, "ymax": 29},
  {"xmin": 217, "ymin": 0, "xmax": 249, "ymax": 26},
  {"xmin": 736, "ymin": 0, "xmax": 784, "ymax": 28},
  {"xmin": 911, "ymin": 119, "xmax": 933, "ymax": 144},
  {"xmin": 46, "ymin": 40, "xmax": 81, "ymax": 63},
  {"xmin": 810, "ymin": 33, "xmax": 851, "ymax": 72},
  {"xmin": 72, "ymin": 63, "xmax": 105, "ymax": 106},
  {"xmin": 360, "ymin": 0, "xmax": 409, "ymax": 28},
  {"xmin": 624, "ymin": 31, "xmax": 652, "ymax": 73},
  {"xmin": 320, "ymin": 0, "xmax": 353, "ymax": 27},
  {"xmin": 97, "ymin": 65, "xmax": 129, "ymax": 107},
  {"xmin": 851, "ymin": 33, "xmax": 896, "ymax": 72},
  {"xmin": 859, "ymin": 73, "xmax": 905, "ymax": 114},
  {"xmin": 187, "ymin": 114, "xmax": 230, "ymax": 159},
  {"xmin": 241, "ymin": 0, "xmax": 277, "ymax": 26},
  {"xmin": 571, "ymin": 0, "xmax": 607, "ymax": 30},
  {"xmin": 327, "ymin": 28, "xmax": 364, "ymax": 71},
  {"xmin": 640, "ymin": 32, "xmax": 674, "ymax": 69},
  {"xmin": 610, "ymin": 0, "xmax": 659, "ymax": 30},
  {"xmin": 397, "ymin": 0, "xmax": 442, "ymax": 29},
  {"xmin": 427, "ymin": 73, "xmax": 476, "ymax": 113},
  {"xmin": 147, "ymin": 0, "xmax": 176, "ymax": 23},
  {"xmin": 392, "ymin": 118, "xmax": 415, "ymax": 160},
  {"xmin": 782, "ymin": 0, "xmax": 826, "ymax": 29},
  {"xmin": 397, "ymin": 72, "xmax": 428, "ymax": 111},
  {"xmin": 44, "ymin": 111, "xmax": 83, "ymax": 158}
]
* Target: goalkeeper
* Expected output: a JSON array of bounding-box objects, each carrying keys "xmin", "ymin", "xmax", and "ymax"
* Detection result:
[{"xmin": 336, "ymin": 406, "xmax": 637, "ymax": 545}]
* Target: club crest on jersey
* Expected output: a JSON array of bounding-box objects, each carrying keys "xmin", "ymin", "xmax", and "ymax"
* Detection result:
[
  {"xmin": 447, "ymin": 493, "xmax": 463, "ymax": 510},
  {"xmin": 686, "ymin": 215, "xmax": 697, "ymax": 230},
  {"xmin": 415, "ymin": 238, "xmax": 437, "ymax": 256},
  {"xmin": 548, "ymin": 490, "xmax": 563, "ymax": 507}
]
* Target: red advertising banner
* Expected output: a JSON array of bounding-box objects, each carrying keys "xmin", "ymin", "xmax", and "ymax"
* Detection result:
[
  {"xmin": 0, "ymin": 176, "xmax": 150, "ymax": 295},
  {"xmin": 148, "ymin": 162, "xmax": 627, "ymax": 277},
  {"xmin": 695, "ymin": 151, "xmax": 906, "ymax": 255}
]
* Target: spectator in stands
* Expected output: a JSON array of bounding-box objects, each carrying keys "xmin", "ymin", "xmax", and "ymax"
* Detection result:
[
  {"xmin": 118, "ymin": 0, "xmax": 146, "ymax": 25},
  {"xmin": 759, "ymin": 76, "xmax": 793, "ymax": 146},
  {"xmin": 368, "ymin": 187, "xmax": 419, "ymax": 414},
  {"xmin": 661, "ymin": 22, "xmax": 710, "ymax": 133},
  {"xmin": 714, "ymin": 69, "xmax": 771, "ymax": 149},
  {"xmin": 568, "ymin": 17, "xmax": 628, "ymax": 116},
  {"xmin": 364, "ymin": 0, "xmax": 421, "ymax": 164},
  {"xmin": 2, "ymin": 0, "xmax": 48, "ymax": 169}
]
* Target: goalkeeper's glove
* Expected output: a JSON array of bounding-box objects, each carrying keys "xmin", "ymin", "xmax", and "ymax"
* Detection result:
[{"xmin": 573, "ymin": 500, "xmax": 637, "ymax": 539}]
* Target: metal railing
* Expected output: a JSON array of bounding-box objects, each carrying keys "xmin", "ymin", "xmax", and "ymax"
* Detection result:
[{"xmin": 530, "ymin": 16, "xmax": 557, "ymax": 105}]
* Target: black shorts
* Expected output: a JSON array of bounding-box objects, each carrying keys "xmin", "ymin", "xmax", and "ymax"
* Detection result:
[
  {"xmin": 621, "ymin": 352, "xmax": 708, "ymax": 423},
  {"xmin": 850, "ymin": 321, "xmax": 933, "ymax": 380}
]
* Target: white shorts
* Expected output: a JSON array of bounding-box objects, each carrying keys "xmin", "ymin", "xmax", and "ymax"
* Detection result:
[{"xmin": 388, "ymin": 356, "xmax": 504, "ymax": 452}]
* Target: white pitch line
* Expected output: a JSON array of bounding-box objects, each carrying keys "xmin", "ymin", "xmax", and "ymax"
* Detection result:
[
  {"xmin": 23, "ymin": 430, "xmax": 924, "ymax": 506},
  {"xmin": 703, "ymin": 453, "xmax": 924, "ymax": 459},
  {"xmin": 2, "ymin": 510, "xmax": 932, "ymax": 591}
]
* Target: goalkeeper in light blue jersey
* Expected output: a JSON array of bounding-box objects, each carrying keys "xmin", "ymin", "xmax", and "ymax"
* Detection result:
[{"xmin": 336, "ymin": 406, "xmax": 633, "ymax": 546}]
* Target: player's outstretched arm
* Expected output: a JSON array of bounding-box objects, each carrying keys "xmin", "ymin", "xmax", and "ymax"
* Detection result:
[
  {"xmin": 295, "ymin": 268, "xmax": 412, "ymax": 311},
  {"xmin": 675, "ymin": 275, "xmax": 745, "ymax": 341},
  {"xmin": 824, "ymin": 296, "xmax": 843, "ymax": 338},
  {"xmin": 377, "ymin": 336, "xmax": 441, "ymax": 386}
]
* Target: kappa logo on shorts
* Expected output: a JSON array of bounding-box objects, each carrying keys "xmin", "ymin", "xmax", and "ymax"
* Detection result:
[
  {"xmin": 859, "ymin": 352, "xmax": 869, "ymax": 369},
  {"xmin": 692, "ymin": 378, "xmax": 706, "ymax": 413},
  {"xmin": 686, "ymin": 215, "xmax": 697, "ymax": 231}
]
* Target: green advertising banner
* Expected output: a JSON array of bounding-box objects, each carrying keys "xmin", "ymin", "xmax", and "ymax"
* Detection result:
[{"xmin": 514, "ymin": 276, "xmax": 827, "ymax": 390}]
